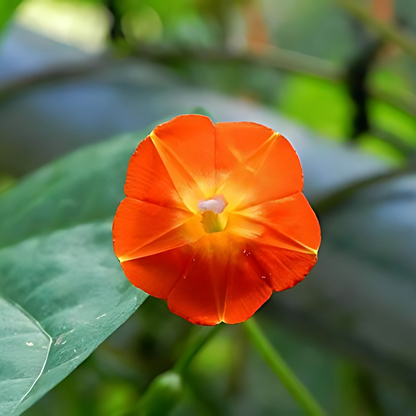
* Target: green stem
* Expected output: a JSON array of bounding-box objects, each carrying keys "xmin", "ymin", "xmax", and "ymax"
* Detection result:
[
  {"xmin": 243, "ymin": 317, "xmax": 325, "ymax": 416},
  {"xmin": 173, "ymin": 324, "xmax": 223, "ymax": 375},
  {"xmin": 136, "ymin": 325, "xmax": 222, "ymax": 416}
]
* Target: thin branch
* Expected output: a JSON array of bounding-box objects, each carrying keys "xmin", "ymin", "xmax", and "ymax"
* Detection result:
[
  {"xmin": 369, "ymin": 128, "xmax": 416, "ymax": 157},
  {"xmin": 313, "ymin": 164, "xmax": 416, "ymax": 215},
  {"xmin": 134, "ymin": 43, "xmax": 343, "ymax": 81},
  {"xmin": 368, "ymin": 85, "xmax": 416, "ymax": 119},
  {"xmin": 0, "ymin": 45, "xmax": 341, "ymax": 105},
  {"xmin": 340, "ymin": 0, "xmax": 416, "ymax": 61},
  {"xmin": 0, "ymin": 57, "xmax": 112, "ymax": 103},
  {"xmin": 0, "ymin": 43, "xmax": 416, "ymax": 148}
]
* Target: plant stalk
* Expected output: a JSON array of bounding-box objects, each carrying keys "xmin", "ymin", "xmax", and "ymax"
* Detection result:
[{"xmin": 243, "ymin": 317, "xmax": 325, "ymax": 416}]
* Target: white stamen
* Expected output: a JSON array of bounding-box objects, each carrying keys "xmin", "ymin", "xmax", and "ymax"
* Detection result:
[{"xmin": 198, "ymin": 196, "xmax": 227, "ymax": 214}]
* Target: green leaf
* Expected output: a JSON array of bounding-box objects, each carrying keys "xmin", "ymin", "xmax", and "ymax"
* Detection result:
[
  {"xmin": 368, "ymin": 99, "xmax": 416, "ymax": 146},
  {"xmin": 0, "ymin": 298, "xmax": 50, "ymax": 415},
  {"xmin": 0, "ymin": 132, "xmax": 150, "ymax": 415},
  {"xmin": 277, "ymin": 74, "xmax": 354, "ymax": 140},
  {"xmin": 0, "ymin": 1, "xmax": 23, "ymax": 34}
]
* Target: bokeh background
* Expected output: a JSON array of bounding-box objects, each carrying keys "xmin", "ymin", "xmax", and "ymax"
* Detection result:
[{"xmin": 1, "ymin": 0, "xmax": 416, "ymax": 415}]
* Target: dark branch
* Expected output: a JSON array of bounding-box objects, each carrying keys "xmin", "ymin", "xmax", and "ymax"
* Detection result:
[
  {"xmin": 340, "ymin": 0, "xmax": 416, "ymax": 61},
  {"xmin": 313, "ymin": 164, "xmax": 416, "ymax": 215}
]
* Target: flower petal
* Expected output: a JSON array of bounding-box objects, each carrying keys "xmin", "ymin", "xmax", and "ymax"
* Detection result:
[
  {"xmin": 113, "ymin": 197, "xmax": 201, "ymax": 262},
  {"xmin": 225, "ymin": 193, "xmax": 319, "ymax": 292},
  {"xmin": 251, "ymin": 246, "xmax": 317, "ymax": 292},
  {"xmin": 221, "ymin": 133, "xmax": 303, "ymax": 211},
  {"xmin": 120, "ymin": 245, "xmax": 194, "ymax": 299},
  {"xmin": 167, "ymin": 234, "xmax": 273, "ymax": 325},
  {"xmin": 214, "ymin": 121, "xmax": 276, "ymax": 181},
  {"xmin": 227, "ymin": 193, "xmax": 321, "ymax": 254},
  {"xmin": 136, "ymin": 216, "xmax": 204, "ymax": 258},
  {"xmin": 151, "ymin": 115, "xmax": 217, "ymax": 211},
  {"xmin": 125, "ymin": 137, "xmax": 187, "ymax": 210},
  {"xmin": 221, "ymin": 244, "xmax": 273, "ymax": 325}
]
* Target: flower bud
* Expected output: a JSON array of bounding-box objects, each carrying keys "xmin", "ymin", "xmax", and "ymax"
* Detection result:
[{"xmin": 138, "ymin": 371, "xmax": 183, "ymax": 416}]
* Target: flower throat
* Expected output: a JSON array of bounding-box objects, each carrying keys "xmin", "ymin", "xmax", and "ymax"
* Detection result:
[{"xmin": 198, "ymin": 195, "xmax": 228, "ymax": 234}]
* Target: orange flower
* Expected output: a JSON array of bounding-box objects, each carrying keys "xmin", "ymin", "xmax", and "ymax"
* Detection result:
[{"xmin": 113, "ymin": 115, "xmax": 320, "ymax": 325}]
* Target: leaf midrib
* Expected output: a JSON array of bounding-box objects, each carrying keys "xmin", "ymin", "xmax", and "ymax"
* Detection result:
[{"xmin": 0, "ymin": 296, "xmax": 52, "ymax": 415}]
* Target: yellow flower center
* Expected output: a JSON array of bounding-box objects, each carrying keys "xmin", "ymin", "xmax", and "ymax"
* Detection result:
[{"xmin": 198, "ymin": 195, "xmax": 228, "ymax": 234}]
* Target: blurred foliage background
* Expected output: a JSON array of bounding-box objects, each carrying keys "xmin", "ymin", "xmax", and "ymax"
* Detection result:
[{"xmin": 1, "ymin": 0, "xmax": 416, "ymax": 415}]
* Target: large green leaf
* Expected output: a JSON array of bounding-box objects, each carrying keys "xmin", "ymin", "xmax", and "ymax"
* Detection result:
[{"xmin": 0, "ymin": 133, "xmax": 149, "ymax": 415}]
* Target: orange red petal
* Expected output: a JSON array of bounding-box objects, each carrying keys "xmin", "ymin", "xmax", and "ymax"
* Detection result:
[
  {"xmin": 113, "ymin": 198, "xmax": 201, "ymax": 261},
  {"xmin": 125, "ymin": 138, "xmax": 187, "ymax": 210},
  {"xmin": 228, "ymin": 193, "xmax": 321, "ymax": 254},
  {"xmin": 167, "ymin": 234, "xmax": 273, "ymax": 325},
  {"xmin": 120, "ymin": 245, "xmax": 194, "ymax": 300},
  {"xmin": 221, "ymin": 133, "xmax": 303, "ymax": 211},
  {"xmin": 150, "ymin": 115, "xmax": 216, "ymax": 210},
  {"xmin": 251, "ymin": 245, "xmax": 317, "ymax": 292},
  {"xmin": 214, "ymin": 121, "xmax": 276, "ymax": 186}
]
